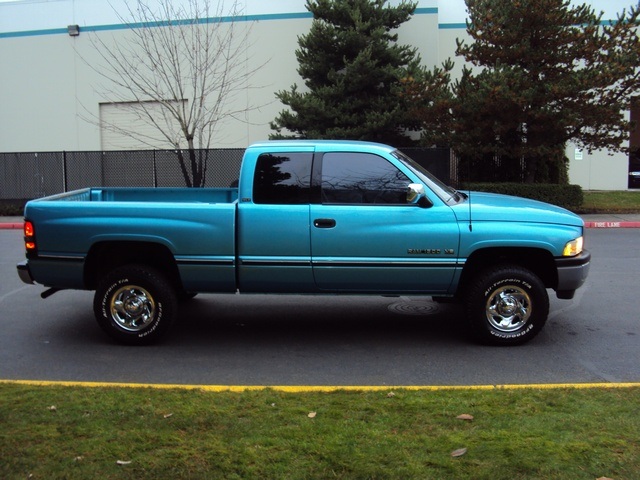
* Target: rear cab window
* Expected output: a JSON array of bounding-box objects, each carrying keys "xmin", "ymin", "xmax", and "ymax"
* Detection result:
[{"xmin": 253, "ymin": 153, "xmax": 314, "ymax": 204}]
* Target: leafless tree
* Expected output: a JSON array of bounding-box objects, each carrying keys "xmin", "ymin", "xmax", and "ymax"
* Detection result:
[{"xmin": 87, "ymin": 0, "xmax": 262, "ymax": 187}]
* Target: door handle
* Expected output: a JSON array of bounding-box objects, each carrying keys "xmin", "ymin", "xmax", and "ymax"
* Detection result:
[{"xmin": 313, "ymin": 218, "xmax": 336, "ymax": 229}]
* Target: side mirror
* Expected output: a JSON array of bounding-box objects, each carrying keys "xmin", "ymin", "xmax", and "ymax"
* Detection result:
[{"xmin": 407, "ymin": 183, "xmax": 432, "ymax": 208}]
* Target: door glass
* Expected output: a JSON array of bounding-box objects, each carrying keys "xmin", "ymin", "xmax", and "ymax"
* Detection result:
[{"xmin": 321, "ymin": 152, "xmax": 410, "ymax": 205}]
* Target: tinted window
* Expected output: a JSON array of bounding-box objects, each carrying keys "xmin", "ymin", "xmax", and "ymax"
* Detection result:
[
  {"xmin": 321, "ymin": 152, "xmax": 411, "ymax": 205},
  {"xmin": 253, "ymin": 153, "xmax": 313, "ymax": 204}
]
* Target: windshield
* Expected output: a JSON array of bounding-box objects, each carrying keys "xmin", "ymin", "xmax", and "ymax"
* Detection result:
[{"xmin": 391, "ymin": 150, "xmax": 464, "ymax": 205}]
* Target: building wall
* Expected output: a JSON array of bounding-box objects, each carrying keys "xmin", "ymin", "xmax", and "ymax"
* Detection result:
[
  {"xmin": 0, "ymin": 0, "xmax": 636, "ymax": 190},
  {"xmin": 0, "ymin": 3, "xmax": 440, "ymax": 151},
  {"xmin": 567, "ymin": 144, "xmax": 631, "ymax": 191}
]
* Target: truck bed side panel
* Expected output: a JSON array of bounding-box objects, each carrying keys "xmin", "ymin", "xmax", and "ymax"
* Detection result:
[{"xmin": 26, "ymin": 200, "xmax": 237, "ymax": 292}]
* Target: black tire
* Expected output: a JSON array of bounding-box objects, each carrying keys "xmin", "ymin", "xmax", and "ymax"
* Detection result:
[
  {"xmin": 93, "ymin": 265, "xmax": 178, "ymax": 345},
  {"xmin": 464, "ymin": 265, "xmax": 549, "ymax": 346}
]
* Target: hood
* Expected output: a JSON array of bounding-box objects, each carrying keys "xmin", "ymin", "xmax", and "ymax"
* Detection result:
[{"xmin": 451, "ymin": 191, "xmax": 584, "ymax": 227}]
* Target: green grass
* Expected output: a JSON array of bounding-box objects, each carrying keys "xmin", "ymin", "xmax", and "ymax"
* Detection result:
[
  {"xmin": 1, "ymin": 383, "xmax": 638, "ymax": 479},
  {"xmin": 579, "ymin": 190, "xmax": 640, "ymax": 213}
]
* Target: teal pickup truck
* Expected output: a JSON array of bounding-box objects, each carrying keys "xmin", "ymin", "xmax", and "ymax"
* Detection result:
[{"xmin": 17, "ymin": 140, "xmax": 590, "ymax": 346}]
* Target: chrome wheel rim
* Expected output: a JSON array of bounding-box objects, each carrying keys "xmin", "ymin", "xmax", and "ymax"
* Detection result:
[
  {"xmin": 485, "ymin": 285, "xmax": 531, "ymax": 332},
  {"xmin": 110, "ymin": 285, "xmax": 156, "ymax": 332}
]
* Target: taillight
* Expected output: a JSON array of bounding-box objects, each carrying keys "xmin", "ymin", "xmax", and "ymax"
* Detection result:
[{"xmin": 24, "ymin": 221, "xmax": 37, "ymax": 253}]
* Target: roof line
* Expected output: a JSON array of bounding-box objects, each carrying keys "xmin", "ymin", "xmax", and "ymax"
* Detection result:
[{"xmin": 0, "ymin": 8, "xmax": 438, "ymax": 39}]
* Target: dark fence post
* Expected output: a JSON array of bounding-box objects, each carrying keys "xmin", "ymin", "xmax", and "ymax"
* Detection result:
[
  {"xmin": 62, "ymin": 151, "xmax": 68, "ymax": 192},
  {"xmin": 153, "ymin": 150, "xmax": 158, "ymax": 188}
]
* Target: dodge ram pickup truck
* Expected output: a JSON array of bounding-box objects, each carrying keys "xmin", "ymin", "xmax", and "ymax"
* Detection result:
[{"xmin": 17, "ymin": 140, "xmax": 590, "ymax": 346}]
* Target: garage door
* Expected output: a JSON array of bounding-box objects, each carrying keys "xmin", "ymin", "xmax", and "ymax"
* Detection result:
[{"xmin": 99, "ymin": 100, "xmax": 186, "ymax": 150}]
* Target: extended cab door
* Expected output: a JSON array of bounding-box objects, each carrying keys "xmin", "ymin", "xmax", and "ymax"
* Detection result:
[
  {"xmin": 237, "ymin": 149, "xmax": 316, "ymax": 292},
  {"xmin": 310, "ymin": 151, "xmax": 460, "ymax": 293}
]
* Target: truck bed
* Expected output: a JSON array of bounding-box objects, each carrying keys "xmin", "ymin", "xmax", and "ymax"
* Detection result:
[{"xmin": 23, "ymin": 187, "xmax": 239, "ymax": 292}]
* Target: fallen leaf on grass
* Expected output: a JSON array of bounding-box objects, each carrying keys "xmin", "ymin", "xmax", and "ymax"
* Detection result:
[
  {"xmin": 387, "ymin": 392, "xmax": 396, "ymax": 398},
  {"xmin": 456, "ymin": 414, "xmax": 474, "ymax": 421},
  {"xmin": 163, "ymin": 413, "xmax": 173, "ymax": 419},
  {"xmin": 451, "ymin": 448, "xmax": 467, "ymax": 457},
  {"xmin": 116, "ymin": 460, "xmax": 132, "ymax": 466},
  {"xmin": 308, "ymin": 412, "xmax": 317, "ymax": 418}
]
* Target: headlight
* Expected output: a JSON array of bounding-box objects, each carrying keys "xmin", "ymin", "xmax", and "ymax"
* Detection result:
[{"xmin": 563, "ymin": 236, "xmax": 584, "ymax": 256}]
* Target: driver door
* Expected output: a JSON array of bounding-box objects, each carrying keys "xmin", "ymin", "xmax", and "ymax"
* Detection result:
[{"xmin": 310, "ymin": 152, "xmax": 460, "ymax": 293}]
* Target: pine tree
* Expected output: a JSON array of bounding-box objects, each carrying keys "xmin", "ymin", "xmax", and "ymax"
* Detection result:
[
  {"xmin": 270, "ymin": 0, "xmax": 422, "ymax": 146},
  {"xmin": 409, "ymin": 0, "xmax": 640, "ymax": 183}
]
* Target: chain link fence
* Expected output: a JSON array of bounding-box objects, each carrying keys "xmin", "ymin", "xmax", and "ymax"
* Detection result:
[{"xmin": 0, "ymin": 147, "xmax": 452, "ymax": 201}]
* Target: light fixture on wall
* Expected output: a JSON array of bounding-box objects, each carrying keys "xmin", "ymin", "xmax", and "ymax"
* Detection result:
[{"xmin": 67, "ymin": 25, "xmax": 80, "ymax": 37}]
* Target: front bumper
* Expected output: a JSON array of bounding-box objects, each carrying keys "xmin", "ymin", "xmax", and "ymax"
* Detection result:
[
  {"xmin": 17, "ymin": 261, "xmax": 34, "ymax": 285},
  {"xmin": 554, "ymin": 250, "xmax": 591, "ymax": 299}
]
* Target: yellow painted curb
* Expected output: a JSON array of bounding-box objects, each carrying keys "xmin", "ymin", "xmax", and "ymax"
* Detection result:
[{"xmin": 1, "ymin": 379, "xmax": 639, "ymax": 392}]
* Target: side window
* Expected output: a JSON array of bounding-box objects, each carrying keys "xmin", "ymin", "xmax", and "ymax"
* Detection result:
[
  {"xmin": 321, "ymin": 152, "xmax": 411, "ymax": 205},
  {"xmin": 253, "ymin": 153, "xmax": 313, "ymax": 204}
]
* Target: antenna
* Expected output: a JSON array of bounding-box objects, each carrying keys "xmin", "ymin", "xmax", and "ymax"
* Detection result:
[
  {"xmin": 466, "ymin": 156, "xmax": 473, "ymax": 232},
  {"xmin": 468, "ymin": 188, "xmax": 473, "ymax": 232}
]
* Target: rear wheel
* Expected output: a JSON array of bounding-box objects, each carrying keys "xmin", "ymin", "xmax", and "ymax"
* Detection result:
[
  {"xmin": 465, "ymin": 265, "xmax": 549, "ymax": 346},
  {"xmin": 93, "ymin": 265, "xmax": 178, "ymax": 345}
]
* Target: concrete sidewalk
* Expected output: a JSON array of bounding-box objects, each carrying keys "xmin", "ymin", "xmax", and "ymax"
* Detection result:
[{"xmin": 3, "ymin": 214, "xmax": 640, "ymax": 229}]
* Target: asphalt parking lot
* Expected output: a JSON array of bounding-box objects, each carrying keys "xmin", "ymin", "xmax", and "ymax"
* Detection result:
[{"xmin": 1, "ymin": 226, "xmax": 639, "ymax": 387}]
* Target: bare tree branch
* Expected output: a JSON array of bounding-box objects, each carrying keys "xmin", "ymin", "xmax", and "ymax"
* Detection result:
[{"xmin": 81, "ymin": 0, "xmax": 266, "ymax": 187}]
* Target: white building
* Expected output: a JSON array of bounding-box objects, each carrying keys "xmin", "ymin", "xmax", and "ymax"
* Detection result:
[{"xmin": 0, "ymin": 0, "xmax": 636, "ymax": 189}]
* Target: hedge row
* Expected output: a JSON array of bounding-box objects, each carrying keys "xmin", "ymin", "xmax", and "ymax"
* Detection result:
[
  {"xmin": 0, "ymin": 200, "xmax": 26, "ymax": 217},
  {"xmin": 463, "ymin": 183, "xmax": 583, "ymax": 210}
]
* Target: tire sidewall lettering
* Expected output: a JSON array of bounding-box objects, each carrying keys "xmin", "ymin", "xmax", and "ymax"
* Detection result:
[
  {"xmin": 138, "ymin": 302, "xmax": 163, "ymax": 338},
  {"xmin": 489, "ymin": 323, "xmax": 534, "ymax": 339},
  {"xmin": 483, "ymin": 278, "xmax": 531, "ymax": 298}
]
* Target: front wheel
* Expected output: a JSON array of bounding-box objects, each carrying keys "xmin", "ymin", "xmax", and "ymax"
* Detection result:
[
  {"xmin": 93, "ymin": 265, "xmax": 178, "ymax": 345},
  {"xmin": 465, "ymin": 265, "xmax": 549, "ymax": 346}
]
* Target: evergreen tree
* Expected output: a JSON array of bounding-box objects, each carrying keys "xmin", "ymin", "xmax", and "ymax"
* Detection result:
[
  {"xmin": 408, "ymin": 0, "xmax": 640, "ymax": 183},
  {"xmin": 270, "ymin": 0, "xmax": 422, "ymax": 146}
]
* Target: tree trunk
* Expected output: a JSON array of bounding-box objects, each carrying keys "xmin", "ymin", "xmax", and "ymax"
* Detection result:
[{"xmin": 176, "ymin": 150, "xmax": 193, "ymax": 188}]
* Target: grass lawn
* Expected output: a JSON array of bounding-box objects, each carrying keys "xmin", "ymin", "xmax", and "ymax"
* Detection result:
[
  {"xmin": 1, "ymin": 382, "xmax": 638, "ymax": 479},
  {"xmin": 580, "ymin": 190, "xmax": 640, "ymax": 213}
]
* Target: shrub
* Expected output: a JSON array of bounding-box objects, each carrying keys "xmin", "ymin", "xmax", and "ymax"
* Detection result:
[
  {"xmin": 0, "ymin": 200, "xmax": 26, "ymax": 216},
  {"xmin": 463, "ymin": 183, "xmax": 583, "ymax": 210}
]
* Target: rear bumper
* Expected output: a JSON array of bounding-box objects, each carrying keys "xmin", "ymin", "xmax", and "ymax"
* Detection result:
[
  {"xmin": 17, "ymin": 260, "xmax": 34, "ymax": 285},
  {"xmin": 555, "ymin": 250, "xmax": 591, "ymax": 298}
]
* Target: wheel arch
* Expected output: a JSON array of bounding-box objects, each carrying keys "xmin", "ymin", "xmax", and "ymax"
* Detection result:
[
  {"xmin": 459, "ymin": 247, "xmax": 558, "ymax": 294},
  {"xmin": 84, "ymin": 241, "xmax": 182, "ymax": 291}
]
